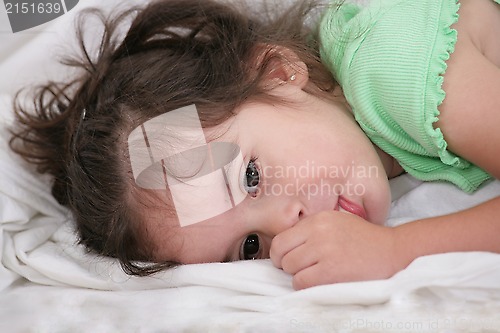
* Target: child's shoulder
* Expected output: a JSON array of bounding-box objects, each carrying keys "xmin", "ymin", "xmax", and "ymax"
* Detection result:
[
  {"xmin": 434, "ymin": 0, "xmax": 500, "ymax": 180},
  {"xmin": 319, "ymin": 0, "xmax": 498, "ymax": 191}
]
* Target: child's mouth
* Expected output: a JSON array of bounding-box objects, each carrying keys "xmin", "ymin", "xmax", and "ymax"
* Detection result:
[{"xmin": 336, "ymin": 196, "xmax": 368, "ymax": 220}]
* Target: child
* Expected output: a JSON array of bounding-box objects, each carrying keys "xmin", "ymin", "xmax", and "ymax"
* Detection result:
[{"xmin": 9, "ymin": 0, "xmax": 500, "ymax": 291}]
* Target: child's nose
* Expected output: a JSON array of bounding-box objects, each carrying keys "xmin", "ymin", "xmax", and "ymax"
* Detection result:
[{"xmin": 261, "ymin": 199, "xmax": 305, "ymax": 236}]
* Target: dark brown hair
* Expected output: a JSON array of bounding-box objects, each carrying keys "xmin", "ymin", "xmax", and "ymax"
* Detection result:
[{"xmin": 9, "ymin": 0, "xmax": 337, "ymax": 275}]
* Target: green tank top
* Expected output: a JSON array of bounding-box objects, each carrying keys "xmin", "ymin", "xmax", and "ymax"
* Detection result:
[{"xmin": 319, "ymin": 0, "xmax": 497, "ymax": 192}]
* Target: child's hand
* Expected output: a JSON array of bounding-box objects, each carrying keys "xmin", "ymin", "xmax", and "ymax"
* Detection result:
[{"xmin": 270, "ymin": 211, "xmax": 406, "ymax": 290}]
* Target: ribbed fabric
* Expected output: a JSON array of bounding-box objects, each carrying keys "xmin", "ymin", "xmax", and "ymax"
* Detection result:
[{"xmin": 319, "ymin": 0, "xmax": 496, "ymax": 192}]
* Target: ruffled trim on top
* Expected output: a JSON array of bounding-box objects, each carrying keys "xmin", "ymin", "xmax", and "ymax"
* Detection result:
[
  {"xmin": 423, "ymin": 0, "xmax": 495, "ymax": 192},
  {"xmin": 424, "ymin": 0, "xmax": 462, "ymax": 166}
]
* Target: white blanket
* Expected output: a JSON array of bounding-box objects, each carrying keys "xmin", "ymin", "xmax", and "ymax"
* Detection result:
[{"xmin": 1, "ymin": 1, "xmax": 500, "ymax": 332}]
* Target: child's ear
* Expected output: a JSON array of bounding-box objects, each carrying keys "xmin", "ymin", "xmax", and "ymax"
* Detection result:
[{"xmin": 255, "ymin": 45, "xmax": 309, "ymax": 89}]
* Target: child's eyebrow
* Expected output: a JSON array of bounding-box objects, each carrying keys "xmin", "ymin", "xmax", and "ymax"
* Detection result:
[
  {"xmin": 128, "ymin": 105, "xmax": 249, "ymax": 227},
  {"xmin": 223, "ymin": 239, "xmax": 239, "ymax": 263}
]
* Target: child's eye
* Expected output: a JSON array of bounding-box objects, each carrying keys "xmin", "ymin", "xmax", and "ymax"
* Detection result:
[
  {"xmin": 244, "ymin": 159, "xmax": 260, "ymax": 197},
  {"xmin": 239, "ymin": 234, "xmax": 262, "ymax": 260}
]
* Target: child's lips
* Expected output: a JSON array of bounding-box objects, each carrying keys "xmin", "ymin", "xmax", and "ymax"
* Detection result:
[{"xmin": 335, "ymin": 196, "xmax": 368, "ymax": 220}]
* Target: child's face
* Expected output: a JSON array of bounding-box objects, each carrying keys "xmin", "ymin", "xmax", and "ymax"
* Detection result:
[{"xmin": 144, "ymin": 85, "xmax": 391, "ymax": 265}]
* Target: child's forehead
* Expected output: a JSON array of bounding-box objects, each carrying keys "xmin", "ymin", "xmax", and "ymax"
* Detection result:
[{"xmin": 128, "ymin": 105, "xmax": 246, "ymax": 227}]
